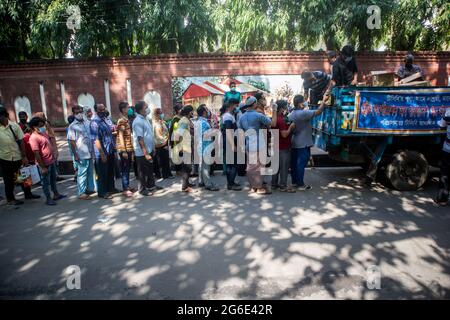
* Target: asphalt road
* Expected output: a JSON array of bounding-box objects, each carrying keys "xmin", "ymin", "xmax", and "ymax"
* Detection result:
[{"xmin": 0, "ymin": 167, "xmax": 449, "ymax": 299}]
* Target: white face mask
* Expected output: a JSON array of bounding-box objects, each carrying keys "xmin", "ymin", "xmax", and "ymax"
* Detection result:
[
  {"xmin": 75, "ymin": 114, "xmax": 84, "ymax": 121},
  {"xmin": 145, "ymin": 107, "xmax": 151, "ymax": 116}
]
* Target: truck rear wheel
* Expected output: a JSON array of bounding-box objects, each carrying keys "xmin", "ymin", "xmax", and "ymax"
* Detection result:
[{"xmin": 385, "ymin": 150, "xmax": 429, "ymax": 191}]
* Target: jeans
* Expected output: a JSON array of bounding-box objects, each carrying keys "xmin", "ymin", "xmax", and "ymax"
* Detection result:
[
  {"xmin": 94, "ymin": 153, "xmax": 116, "ymax": 197},
  {"xmin": 0, "ymin": 159, "xmax": 33, "ymax": 201},
  {"xmin": 77, "ymin": 159, "xmax": 95, "ymax": 196},
  {"xmin": 135, "ymin": 155, "xmax": 155, "ymax": 193},
  {"xmin": 119, "ymin": 151, "xmax": 132, "ymax": 190},
  {"xmin": 272, "ymin": 149, "xmax": 291, "ymax": 188},
  {"xmin": 42, "ymin": 162, "xmax": 58, "ymax": 199},
  {"xmin": 200, "ymin": 159, "xmax": 216, "ymax": 188},
  {"xmin": 225, "ymin": 149, "xmax": 237, "ymax": 187},
  {"xmin": 437, "ymin": 151, "xmax": 450, "ymax": 203},
  {"xmin": 291, "ymin": 147, "xmax": 311, "ymax": 187}
]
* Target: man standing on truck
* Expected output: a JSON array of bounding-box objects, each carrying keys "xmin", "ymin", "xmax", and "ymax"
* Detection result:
[
  {"xmin": 301, "ymin": 71, "xmax": 331, "ymax": 105},
  {"xmin": 435, "ymin": 108, "xmax": 450, "ymax": 206},
  {"xmin": 326, "ymin": 45, "xmax": 359, "ymax": 89},
  {"xmin": 289, "ymin": 93, "xmax": 329, "ymax": 191}
]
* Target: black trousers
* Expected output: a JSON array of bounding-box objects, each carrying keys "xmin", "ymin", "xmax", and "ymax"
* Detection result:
[
  {"xmin": 180, "ymin": 152, "xmax": 192, "ymax": 190},
  {"xmin": 155, "ymin": 146, "xmax": 172, "ymax": 179},
  {"xmin": 94, "ymin": 154, "xmax": 116, "ymax": 197},
  {"xmin": 135, "ymin": 155, "xmax": 155, "ymax": 193},
  {"xmin": 0, "ymin": 159, "xmax": 33, "ymax": 201},
  {"xmin": 437, "ymin": 151, "xmax": 450, "ymax": 203}
]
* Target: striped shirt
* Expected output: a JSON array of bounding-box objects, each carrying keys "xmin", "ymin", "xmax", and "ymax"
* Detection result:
[{"xmin": 116, "ymin": 116, "xmax": 133, "ymax": 152}]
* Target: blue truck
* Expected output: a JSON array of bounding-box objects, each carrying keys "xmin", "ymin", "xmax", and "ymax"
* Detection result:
[{"xmin": 311, "ymin": 86, "xmax": 450, "ymax": 191}]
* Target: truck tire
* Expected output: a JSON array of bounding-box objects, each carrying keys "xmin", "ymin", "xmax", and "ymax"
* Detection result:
[{"xmin": 385, "ymin": 150, "xmax": 429, "ymax": 191}]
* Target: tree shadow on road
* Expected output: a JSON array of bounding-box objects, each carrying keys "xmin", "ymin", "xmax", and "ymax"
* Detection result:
[{"xmin": 0, "ymin": 168, "xmax": 449, "ymax": 299}]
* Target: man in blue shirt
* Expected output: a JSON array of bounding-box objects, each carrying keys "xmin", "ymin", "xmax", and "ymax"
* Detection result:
[
  {"xmin": 435, "ymin": 108, "xmax": 450, "ymax": 206},
  {"xmin": 90, "ymin": 103, "xmax": 117, "ymax": 199},
  {"xmin": 224, "ymin": 81, "xmax": 242, "ymax": 104},
  {"xmin": 238, "ymin": 96, "xmax": 272, "ymax": 194},
  {"xmin": 289, "ymin": 94, "xmax": 328, "ymax": 191},
  {"xmin": 132, "ymin": 101, "xmax": 158, "ymax": 196}
]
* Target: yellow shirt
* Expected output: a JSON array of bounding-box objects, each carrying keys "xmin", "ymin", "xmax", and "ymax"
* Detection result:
[{"xmin": 0, "ymin": 121, "xmax": 24, "ymax": 161}]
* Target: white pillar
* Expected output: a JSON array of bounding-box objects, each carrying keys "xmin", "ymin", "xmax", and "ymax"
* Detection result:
[
  {"xmin": 60, "ymin": 81, "xmax": 68, "ymax": 123},
  {"xmin": 104, "ymin": 79, "xmax": 112, "ymax": 114},
  {"xmin": 39, "ymin": 82, "xmax": 47, "ymax": 117},
  {"xmin": 126, "ymin": 79, "xmax": 132, "ymax": 106}
]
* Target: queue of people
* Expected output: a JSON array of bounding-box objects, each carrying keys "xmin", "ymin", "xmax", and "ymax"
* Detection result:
[{"xmin": 0, "ymin": 46, "xmax": 448, "ymax": 207}]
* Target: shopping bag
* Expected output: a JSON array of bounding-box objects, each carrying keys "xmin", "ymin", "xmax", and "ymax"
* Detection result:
[
  {"xmin": 19, "ymin": 166, "xmax": 32, "ymax": 188},
  {"xmin": 29, "ymin": 165, "xmax": 41, "ymax": 185},
  {"xmin": 19, "ymin": 165, "xmax": 41, "ymax": 186}
]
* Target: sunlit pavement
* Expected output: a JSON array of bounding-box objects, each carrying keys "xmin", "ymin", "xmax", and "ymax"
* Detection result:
[{"xmin": 0, "ymin": 167, "xmax": 449, "ymax": 299}]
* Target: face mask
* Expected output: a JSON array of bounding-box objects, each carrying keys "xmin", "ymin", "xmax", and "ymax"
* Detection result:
[
  {"xmin": 145, "ymin": 108, "xmax": 151, "ymax": 116},
  {"xmin": 230, "ymin": 87, "xmax": 236, "ymax": 92},
  {"xmin": 344, "ymin": 56, "xmax": 352, "ymax": 63},
  {"xmin": 160, "ymin": 113, "xmax": 165, "ymax": 120},
  {"xmin": 405, "ymin": 62, "xmax": 412, "ymax": 68},
  {"xmin": 38, "ymin": 127, "xmax": 46, "ymax": 134},
  {"xmin": 75, "ymin": 114, "xmax": 84, "ymax": 121},
  {"xmin": 127, "ymin": 108, "xmax": 135, "ymax": 118},
  {"xmin": 97, "ymin": 112, "xmax": 106, "ymax": 119},
  {"xmin": 19, "ymin": 119, "xmax": 27, "ymax": 124}
]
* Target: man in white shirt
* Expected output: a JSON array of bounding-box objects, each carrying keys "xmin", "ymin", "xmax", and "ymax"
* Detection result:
[{"xmin": 67, "ymin": 105, "xmax": 95, "ymax": 200}]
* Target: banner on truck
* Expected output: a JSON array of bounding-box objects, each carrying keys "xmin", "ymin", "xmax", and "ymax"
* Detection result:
[{"xmin": 353, "ymin": 89, "xmax": 450, "ymax": 134}]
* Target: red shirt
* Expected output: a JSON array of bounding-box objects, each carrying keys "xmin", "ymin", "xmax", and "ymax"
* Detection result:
[
  {"xmin": 274, "ymin": 114, "xmax": 291, "ymax": 150},
  {"xmin": 22, "ymin": 133, "xmax": 35, "ymax": 163},
  {"xmin": 29, "ymin": 132, "xmax": 55, "ymax": 166}
]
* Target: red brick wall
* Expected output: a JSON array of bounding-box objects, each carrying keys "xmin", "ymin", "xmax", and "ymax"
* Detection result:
[{"xmin": 0, "ymin": 51, "xmax": 449, "ymax": 124}]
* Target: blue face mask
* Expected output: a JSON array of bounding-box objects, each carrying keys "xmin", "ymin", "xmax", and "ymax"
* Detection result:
[
  {"xmin": 230, "ymin": 87, "xmax": 236, "ymax": 92},
  {"xmin": 38, "ymin": 127, "xmax": 46, "ymax": 134},
  {"xmin": 160, "ymin": 113, "xmax": 165, "ymax": 120}
]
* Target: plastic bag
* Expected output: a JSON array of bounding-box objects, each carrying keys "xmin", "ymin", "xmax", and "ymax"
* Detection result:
[{"xmin": 20, "ymin": 165, "xmax": 41, "ymax": 187}]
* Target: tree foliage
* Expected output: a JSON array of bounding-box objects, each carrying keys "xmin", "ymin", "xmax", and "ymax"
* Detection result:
[{"xmin": 0, "ymin": 0, "xmax": 448, "ymax": 61}]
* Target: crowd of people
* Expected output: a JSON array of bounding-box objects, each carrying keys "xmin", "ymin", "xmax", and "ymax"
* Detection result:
[{"xmin": 0, "ymin": 47, "xmax": 449, "ymax": 207}]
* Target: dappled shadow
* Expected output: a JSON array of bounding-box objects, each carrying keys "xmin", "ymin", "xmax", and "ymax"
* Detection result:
[{"xmin": 0, "ymin": 167, "xmax": 449, "ymax": 299}]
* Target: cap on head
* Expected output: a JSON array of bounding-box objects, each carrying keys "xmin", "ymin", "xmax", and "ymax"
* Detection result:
[{"xmin": 245, "ymin": 96, "xmax": 257, "ymax": 107}]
